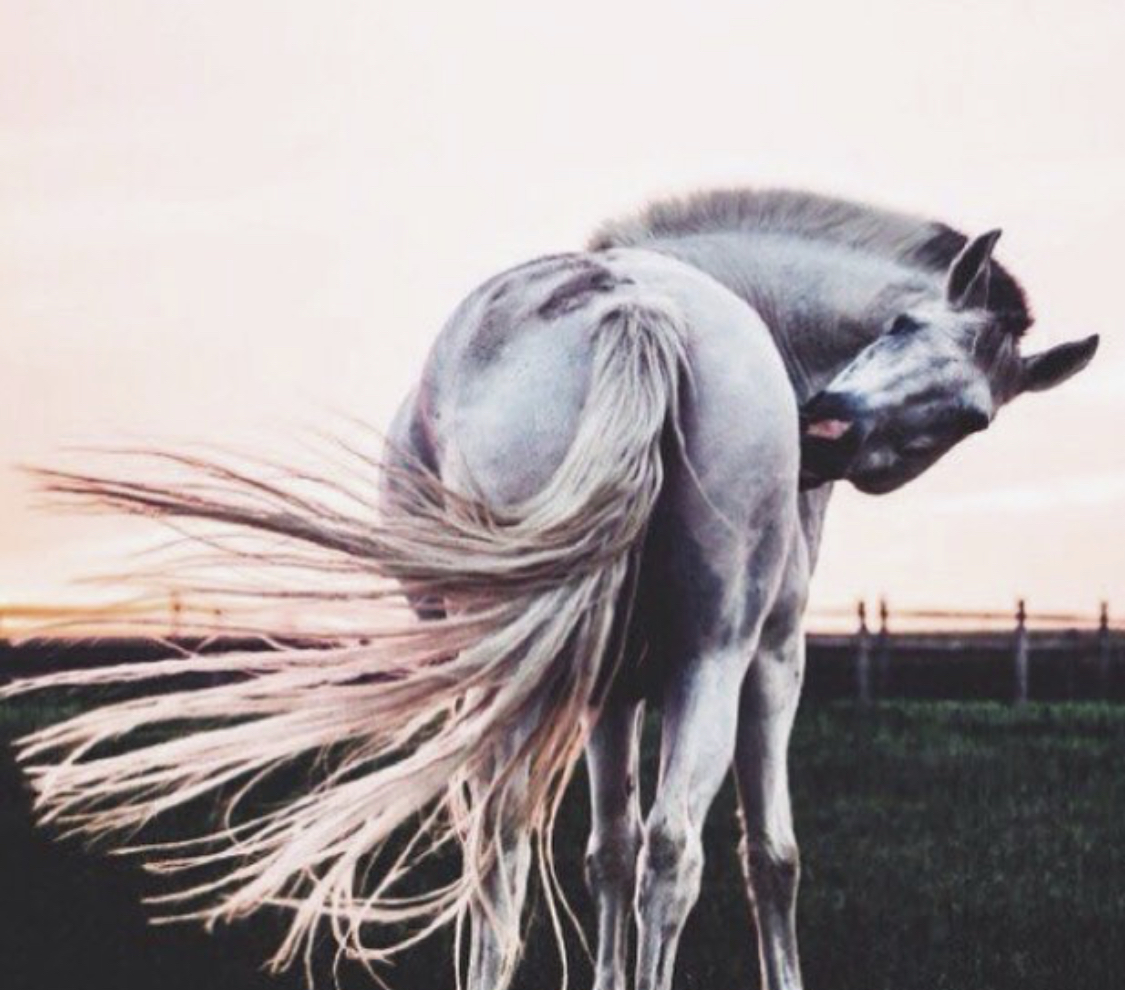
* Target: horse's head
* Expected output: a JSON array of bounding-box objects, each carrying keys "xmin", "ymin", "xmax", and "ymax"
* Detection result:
[{"xmin": 800, "ymin": 230, "xmax": 1099, "ymax": 494}]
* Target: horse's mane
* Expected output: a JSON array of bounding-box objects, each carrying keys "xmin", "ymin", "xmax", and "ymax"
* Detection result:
[{"xmin": 589, "ymin": 188, "xmax": 1031, "ymax": 334}]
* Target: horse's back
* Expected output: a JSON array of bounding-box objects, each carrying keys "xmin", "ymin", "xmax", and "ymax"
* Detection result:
[{"xmin": 393, "ymin": 248, "xmax": 798, "ymax": 512}]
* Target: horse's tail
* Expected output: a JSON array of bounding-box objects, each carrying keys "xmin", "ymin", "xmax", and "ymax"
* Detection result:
[{"xmin": 2, "ymin": 299, "xmax": 689, "ymax": 986}]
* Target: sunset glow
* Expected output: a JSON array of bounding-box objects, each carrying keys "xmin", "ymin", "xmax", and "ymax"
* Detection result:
[{"xmin": 2, "ymin": 0, "xmax": 1123, "ymax": 618}]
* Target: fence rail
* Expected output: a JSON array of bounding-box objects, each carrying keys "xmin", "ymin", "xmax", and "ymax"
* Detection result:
[
  {"xmin": 807, "ymin": 599, "xmax": 1124, "ymax": 704},
  {"xmin": 3, "ymin": 597, "xmax": 1125, "ymax": 704}
]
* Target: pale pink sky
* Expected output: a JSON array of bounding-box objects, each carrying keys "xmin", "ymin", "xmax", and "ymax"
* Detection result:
[{"xmin": 1, "ymin": 1, "xmax": 1123, "ymax": 618}]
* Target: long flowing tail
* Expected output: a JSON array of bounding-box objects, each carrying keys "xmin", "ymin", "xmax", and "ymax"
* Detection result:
[{"xmin": 1, "ymin": 300, "xmax": 688, "ymax": 986}]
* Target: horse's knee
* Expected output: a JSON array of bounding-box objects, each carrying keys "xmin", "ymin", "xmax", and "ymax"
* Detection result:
[
  {"xmin": 636, "ymin": 814, "xmax": 704, "ymax": 919},
  {"xmin": 585, "ymin": 820, "xmax": 642, "ymax": 893},
  {"xmin": 740, "ymin": 835, "xmax": 800, "ymax": 900}
]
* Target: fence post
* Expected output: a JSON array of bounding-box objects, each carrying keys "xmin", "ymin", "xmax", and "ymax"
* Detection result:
[
  {"xmin": 170, "ymin": 591, "xmax": 183, "ymax": 638},
  {"xmin": 856, "ymin": 600, "xmax": 871, "ymax": 705},
  {"xmin": 1014, "ymin": 598, "xmax": 1029, "ymax": 705},
  {"xmin": 876, "ymin": 597, "xmax": 890, "ymax": 696},
  {"xmin": 1099, "ymin": 601, "xmax": 1112, "ymax": 698}
]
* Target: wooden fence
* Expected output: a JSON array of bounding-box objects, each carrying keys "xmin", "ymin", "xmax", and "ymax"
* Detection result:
[
  {"xmin": 806, "ymin": 600, "xmax": 1125, "ymax": 704},
  {"xmin": 4, "ymin": 598, "xmax": 1125, "ymax": 704}
]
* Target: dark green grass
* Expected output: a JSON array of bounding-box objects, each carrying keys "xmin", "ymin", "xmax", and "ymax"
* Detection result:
[
  {"xmin": 768, "ymin": 703, "xmax": 1125, "ymax": 990},
  {"xmin": 3, "ymin": 699, "xmax": 1125, "ymax": 989}
]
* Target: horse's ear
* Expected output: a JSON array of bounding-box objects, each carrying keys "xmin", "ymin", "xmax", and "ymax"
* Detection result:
[
  {"xmin": 946, "ymin": 229, "xmax": 1002, "ymax": 311},
  {"xmin": 1019, "ymin": 334, "xmax": 1099, "ymax": 393}
]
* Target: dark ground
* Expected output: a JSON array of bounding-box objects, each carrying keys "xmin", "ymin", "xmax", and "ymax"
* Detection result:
[{"xmin": 3, "ymin": 698, "xmax": 1125, "ymax": 990}]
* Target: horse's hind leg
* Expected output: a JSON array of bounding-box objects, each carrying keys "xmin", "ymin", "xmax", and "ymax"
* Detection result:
[
  {"xmin": 585, "ymin": 695, "xmax": 645, "ymax": 990},
  {"xmin": 734, "ymin": 578, "xmax": 806, "ymax": 990},
  {"xmin": 465, "ymin": 714, "xmax": 536, "ymax": 990},
  {"xmin": 633, "ymin": 642, "xmax": 756, "ymax": 990}
]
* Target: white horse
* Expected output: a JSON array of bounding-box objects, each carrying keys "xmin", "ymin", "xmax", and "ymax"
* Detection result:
[{"xmin": 5, "ymin": 189, "xmax": 1097, "ymax": 990}]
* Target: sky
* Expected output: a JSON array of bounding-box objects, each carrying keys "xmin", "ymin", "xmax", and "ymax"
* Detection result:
[{"xmin": 1, "ymin": 0, "xmax": 1123, "ymax": 624}]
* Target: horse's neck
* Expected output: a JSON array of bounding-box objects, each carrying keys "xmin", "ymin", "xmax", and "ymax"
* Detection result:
[{"xmin": 642, "ymin": 231, "xmax": 936, "ymax": 401}]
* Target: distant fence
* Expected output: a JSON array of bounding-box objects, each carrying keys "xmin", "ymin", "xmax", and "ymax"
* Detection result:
[
  {"xmin": 806, "ymin": 600, "xmax": 1125, "ymax": 704},
  {"xmin": 0, "ymin": 593, "xmax": 221, "ymax": 640},
  {"xmin": 4, "ymin": 598, "xmax": 1125, "ymax": 705}
]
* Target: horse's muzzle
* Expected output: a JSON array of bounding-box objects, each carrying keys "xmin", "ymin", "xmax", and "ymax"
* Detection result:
[{"xmin": 799, "ymin": 391, "xmax": 866, "ymax": 489}]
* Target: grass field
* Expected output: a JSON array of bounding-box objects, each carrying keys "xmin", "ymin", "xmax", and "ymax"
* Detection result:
[{"xmin": 3, "ymin": 699, "xmax": 1125, "ymax": 990}]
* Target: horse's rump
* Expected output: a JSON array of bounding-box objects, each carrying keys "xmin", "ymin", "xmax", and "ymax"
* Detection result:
[{"xmin": 2, "ymin": 296, "xmax": 690, "ymax": 986}]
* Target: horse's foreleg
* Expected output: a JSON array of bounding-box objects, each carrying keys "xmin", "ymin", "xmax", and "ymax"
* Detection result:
[
  {"xmin": 735, "ymin": 604, "xmax": 805, "ymax": 990},
  {"xmin": 585, "ymin": 696, "xmax": 644, "ymax": 990},
  {"xmin": 634, "ymin": 645, "xmax": 752, "ymax": 990}
]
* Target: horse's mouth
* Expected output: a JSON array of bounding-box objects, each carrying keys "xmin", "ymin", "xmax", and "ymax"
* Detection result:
[{"xmin": 799, "ymin": 418, "xmax": 863, "ymax": 490}]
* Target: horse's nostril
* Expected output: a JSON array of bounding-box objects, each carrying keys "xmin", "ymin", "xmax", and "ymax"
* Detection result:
[{"xmin": 903, "ymin": 436, "xmax": 937, "ymax": 455}]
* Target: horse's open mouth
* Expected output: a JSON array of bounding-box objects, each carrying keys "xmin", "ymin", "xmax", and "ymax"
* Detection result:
[{"xmin": 799, "ymin": 419, "xmax": 863, "ymax": 490}]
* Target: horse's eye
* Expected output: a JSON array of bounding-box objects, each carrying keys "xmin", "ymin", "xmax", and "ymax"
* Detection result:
[{"xmin": 888, "ymin": 315, "xmax": 923, "ymax": 337}]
